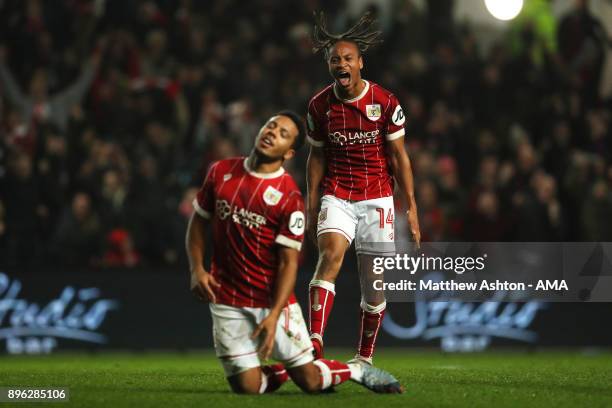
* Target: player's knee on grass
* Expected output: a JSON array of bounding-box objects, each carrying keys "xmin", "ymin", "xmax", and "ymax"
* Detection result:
[
  {"xmin": 287, "ymin": 363, "xmax": 321, "ymax": 394},
  {"xmin": 227, "ymin": 367, "xmax": 262, "ymax": 394}
]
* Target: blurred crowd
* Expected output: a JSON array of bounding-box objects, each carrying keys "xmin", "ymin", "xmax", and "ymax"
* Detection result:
[{"xmin": 1, "ymin": 0, "xmax": 611, "ymax": 270}]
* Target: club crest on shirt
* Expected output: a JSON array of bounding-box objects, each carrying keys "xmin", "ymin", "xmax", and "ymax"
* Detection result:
[
  {"xmin": 366, "ymin": 104, "xmax": 381, "ymax": 121},
  {"xmin": 263, "ymin": 185, "xmax": 283, "ymax": 206}
]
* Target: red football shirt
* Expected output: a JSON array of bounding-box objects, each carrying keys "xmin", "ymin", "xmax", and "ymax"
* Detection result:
[
  {"xmin": 193, "ymin": 157, "xmax": 305, "ymax": 308},
  {"xmin": 307, "ymin": 80, "xmax": 406, "ymax": 201}
]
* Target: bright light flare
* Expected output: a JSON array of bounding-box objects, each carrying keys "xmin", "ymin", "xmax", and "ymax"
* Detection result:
[{"xmin": 484, "ymin": 0, "xmax": 524, "ymax": 21}]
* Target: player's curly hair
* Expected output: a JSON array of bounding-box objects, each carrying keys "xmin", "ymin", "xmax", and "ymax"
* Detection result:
[{"xmin": 312, "ymin": 11, "xmax": 383, "ymax": 59}]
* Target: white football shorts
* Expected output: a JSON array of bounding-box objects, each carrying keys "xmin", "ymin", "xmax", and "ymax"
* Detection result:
[
  {"xmin": 209, "ymin": 302, "xmax": 314, "ymax": 377},
  {"xmin": 317, "ymin": 194, "xmax": 396, "ymax": 255}
]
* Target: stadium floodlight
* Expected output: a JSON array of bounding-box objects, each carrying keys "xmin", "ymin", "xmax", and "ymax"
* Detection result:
[{"xmin": 484, "ymin": 0, "xmax": 524, "ymax": 21}]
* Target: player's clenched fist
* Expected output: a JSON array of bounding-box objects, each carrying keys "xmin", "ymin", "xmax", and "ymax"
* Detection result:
[{"xmin": 190, "ymin": 266, "xmax": 220, "ymax": 303}]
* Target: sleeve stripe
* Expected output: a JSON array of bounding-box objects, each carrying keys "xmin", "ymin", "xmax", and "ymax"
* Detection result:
[
  {"xmin": 275, "ymin": 234, "xmax": 302, "ymax": 251},
  {"xmin": 384, "ymin": 95, "xmax": 392, "ymax": 113},
  {"xmin": 307, "ymin": 135, "xmax": 324, "ymax": 147},
  {"xmin": 386, "ymin": 128, "xmax": 405, "ymax": 141},
  {"xmin": 192, "ymin": 198, "xmax": 212, "ymax": 219},
  {"xmin": 310, "ymin": 100, "xmax": 319, "ymax": 115}
]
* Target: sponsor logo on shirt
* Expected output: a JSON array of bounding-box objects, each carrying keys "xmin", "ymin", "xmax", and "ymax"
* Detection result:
[
  {"xmin": 288, "ymin": 211, "xmax": 305, "ymax": 235},
  {"xmin": 215, "ymin": 199, "xmax": 267, "ymax": 229},
  {"xmin": 216, "ymin": 200, "xmax": 232, "ymax": 220},
  {"xmin": 328, "ymin": 129, "xmax": 380, "ymax": 145},
  {"xmin": 391, "ymin": 105, "xmax": 405, "ymax": 126}
]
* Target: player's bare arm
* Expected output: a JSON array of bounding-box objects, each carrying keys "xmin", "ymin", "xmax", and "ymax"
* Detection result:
[
  {"xmin": 185, "ymin": 212, "xmax": 220, "ymax": 302},
  {"xmin": 251, "ymin": 246, "xmax": 299, "ymax": 360},
  {"xmin": 306, "ymin": 145, "xmax": 326, "ymax": 243},
  {"xmin": 387, "ymin": 137, "xmax": 421, "ymax": 248}
]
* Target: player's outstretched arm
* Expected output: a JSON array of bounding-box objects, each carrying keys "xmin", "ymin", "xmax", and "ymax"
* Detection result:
[
  {"xmin": 185, "ymin": 212, "xmax": 220, "ymax": 302},
  {"xmin": 252, "ymin": 246, "xmax": 299, "ymax": 360},
  {"xmin": 306, "ymin": 145, "xmax": 326, "ymax": 243},
  {"xmin": 387, "ymin": 137, "xmax": 421, "ymax": 248}
]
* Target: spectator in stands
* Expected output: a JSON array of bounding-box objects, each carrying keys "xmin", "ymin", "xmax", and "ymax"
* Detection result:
[
  {"xmin": 53, "ymin": 191, "xmax": 102, "ymax": 266},
  {"xmin": 467, "ymin": 190, "xmax": 510, "ymax": 241},
  {"xmin": 2, "ymin": 152, "xmax": 46, "ymax": 267},
  {"xmin": 581, "ymin": 180, "xmax": 612, "ymax": 240},
  {"xmin": 0, "ymin": 44, "xmax": 102, "ymax": 131},
  {"xmin": 417, "ymin": 180, "xmax": 446, "ymax": 242},
  {"xmin": 102, "ymin": 228, "xmax": 140, "ymax": 268},
  {"xmin": 558, "ymin": 0, "xmax": 612, "ymax": 106}
]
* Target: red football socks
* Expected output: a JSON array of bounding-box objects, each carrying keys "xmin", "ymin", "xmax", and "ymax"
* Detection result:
[
  {"xmin": 313, "ymin": 359, "xmax": 352, "ymax": 390},
  {"xmin": 259, "ymin": 363, "xmax": 289, "ymax": 393},
  {"xmin": 357, "ymin": 302, "xmax": 386, "ymax": 361},
  {"xmin": 308, "ymin": 279, "xmax": 336, "ymax": 357}
]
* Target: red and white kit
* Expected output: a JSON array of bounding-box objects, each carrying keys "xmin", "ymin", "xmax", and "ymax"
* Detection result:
[
  {"xmin": 307, "ymin": 79, "xmax": 405, "ymax": 254},
  {"xmin": 307, "ymin": 80, "xmax": 406, "ymax": 363},
  {"xmin": 193, "ymin": 157, "xmax": 313, "ymax": 375}
]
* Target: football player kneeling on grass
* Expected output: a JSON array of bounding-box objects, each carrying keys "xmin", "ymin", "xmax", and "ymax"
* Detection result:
[{"xmin": 186, "ymin": 111, "xmax": 403, "ymax": 394}]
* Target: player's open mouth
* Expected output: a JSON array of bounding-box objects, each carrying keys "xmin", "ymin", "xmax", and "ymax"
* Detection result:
[
  {"xmin": 336, "ymin": 71, "xmax": 351, "ymax": 87},
  {"xmin": 261, "ymin": 136, "xmax": 274, "ymax": 147}
]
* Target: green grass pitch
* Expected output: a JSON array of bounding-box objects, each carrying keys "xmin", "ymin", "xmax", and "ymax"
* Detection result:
[{"xmin": 1, "ymin": 350, "xmax": 611, "ymax": 408}]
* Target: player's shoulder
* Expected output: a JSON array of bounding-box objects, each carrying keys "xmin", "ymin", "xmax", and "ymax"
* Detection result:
[
  {"xmin": 278, "ymin": 172, "xmax": 303, "ymax": 196},
  {"xmin": 272, "ymin": 173, "xmax": 302, "ymax": 209},
  {"xmin": 309, "ymin": 84, "xmax": 334, "ymax": 106},
  {"xmin": 212, "ymin": 156, "xmax": 244, "ymax": 171},
  {"xmin": 368, "ymin": 80, "xmax": 398, "ymax": 100},
  {"xmin": 206, "ymin": 156, "xmax": 245, "ymax": 178}
]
